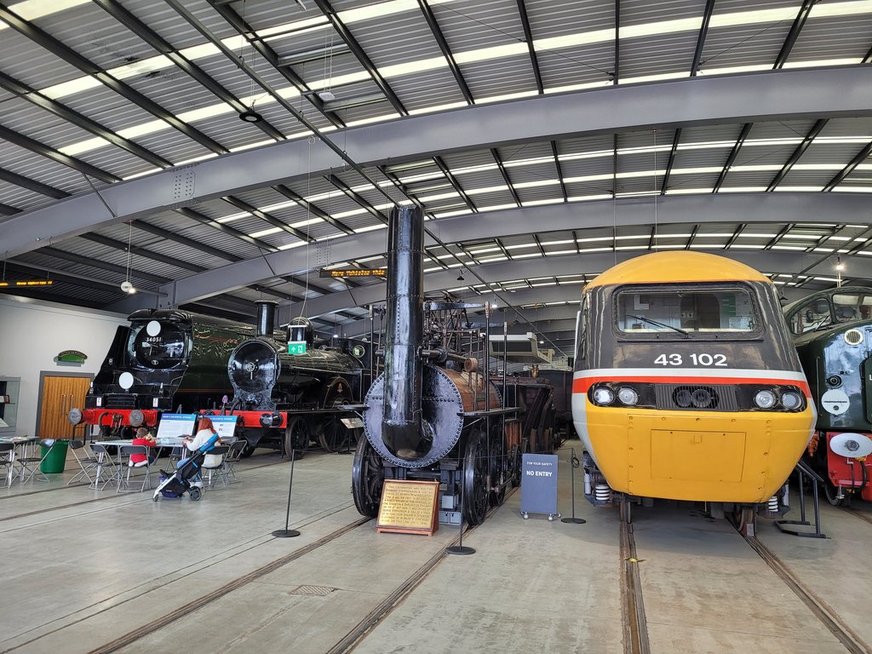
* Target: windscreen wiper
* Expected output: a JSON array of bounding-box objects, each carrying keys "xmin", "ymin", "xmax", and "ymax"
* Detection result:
[{"xmin": 627, "ymin": 314, "xmax": 689, "ymax": 336}]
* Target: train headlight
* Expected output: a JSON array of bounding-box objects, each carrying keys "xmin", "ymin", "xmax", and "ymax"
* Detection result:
[
  {"xmin": 844, "ymin": 329, "xmax": 864, "ymax": 346},
  {"xmin": 68, "ymin": 408, "xmax": 83, "ymax": 425},
  {"xmin": 674, "ymin": 389, "xmax": 693, "ymax": 408},
  {"xmin": 129, "ymin": 410, "xmax": 145, "ymax": 427},
  {"xmin": 591, "ymin": 387, "xmax": 616, "ymax": 406},
  {"xmin": 754, "ymin": 390, "xmax": 777, "ymax": 409},
  {"xmin": 780, "ymin": 391, "xmax": 803, "ymax": 411},
  {"xmin": 617, "ymin": 387, "xmax": 639, "ymax": 406},
  {"xmin": 691, "ymin": 388, "xmax": 714, "ymax": 408}
]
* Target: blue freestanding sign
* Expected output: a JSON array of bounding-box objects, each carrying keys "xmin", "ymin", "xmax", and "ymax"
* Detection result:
[{"xmin": 520, "ymin": 453, "xmax": 560, "ymax": 520}]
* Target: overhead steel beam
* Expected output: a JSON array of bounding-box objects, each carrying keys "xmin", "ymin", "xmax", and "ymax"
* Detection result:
[
  {"xmin": 288, "ymin": 249, "xmax": 872, "ymax": 331},
  {"xmin": 767, "ymin": 119, "xmax": 827, "ymax": 191},
  {"xmin": 0, "ymin": 4, "xmax": 225, "ymax": 155},
  {"xmin": 0, "ymin": 201, "xmax": 22, "ymax": 215},
  {"xmin": 515, "ymin": 0, "xmax": 544, "ymax": 93},
  {"xmin": 0, "ymin": 165, "xmax": 69, "ymax": 199},
  {"xmin": 713, "ymin": 122, "xmax": 752, "ymax": 193},
  {"xmin": 690, "ymin": 0, "xmax": 716, "ymax": 76},
  {"xmin": 156, "ymin": 192, "xmax": 872, "ymax": 307},
  {"xmin": 418, "ymin": 0, "xmax": 474, "ymax": 104},
  {"xmin": 774, "ymin": 0, "xmax": 815, "ymax": 69},
  {"xmin": 6, "ymin": 67, "xmax": 872, "ymax": 256}
]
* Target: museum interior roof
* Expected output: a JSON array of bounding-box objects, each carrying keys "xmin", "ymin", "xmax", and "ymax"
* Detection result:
[{"xmin": 2, "ymin": 0, "xmax": 872, "ymax": 354}]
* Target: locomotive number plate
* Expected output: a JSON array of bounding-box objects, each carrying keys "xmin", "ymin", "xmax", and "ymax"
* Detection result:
[{"xmin": 653, "ymin": 353, "xmax": 728, "ymax": 367}]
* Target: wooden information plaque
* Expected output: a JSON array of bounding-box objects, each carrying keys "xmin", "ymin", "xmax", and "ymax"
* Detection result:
[{"xmin": 376, "ymin": 480, "xmax": 440, "ymax": 535}]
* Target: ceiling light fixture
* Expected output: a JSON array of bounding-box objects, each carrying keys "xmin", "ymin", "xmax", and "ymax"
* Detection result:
[
  {"xmin": 835, "ymin": 256, "xmax": 845, "ymax": 271},
  {"xmin": 457, "ymin": 272, "xmax": 465, "ymax": 281},
  {"xmin": 121, "ymin": 221, "xmax": 136, "ymax": 295},
  {"xmin": 239, "ymin": 109, "xmax": 263, "ymax": 123}
]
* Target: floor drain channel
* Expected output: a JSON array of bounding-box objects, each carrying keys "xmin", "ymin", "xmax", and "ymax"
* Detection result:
[{"xmin": 289, "ymin": 585, "xmax": 336, "ymax": 596}]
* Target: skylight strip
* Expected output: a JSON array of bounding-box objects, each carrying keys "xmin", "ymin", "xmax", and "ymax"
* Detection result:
[{"xmin": 0, "ymin": 0, "xmax": 90, "ymax": 30}]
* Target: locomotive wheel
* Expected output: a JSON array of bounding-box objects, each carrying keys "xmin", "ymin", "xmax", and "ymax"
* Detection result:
[
  {"xmin": 462, "ymin": 432, "xmax": 489, "ymax": 526},
  {"xmin": 283, "ymin": 417, "xmax": 310, "ymax": 460},
  {"xmin": 351, "ymin": 436, "xmax": 383, "ymax": 518},
  {"xmin": 488, "ymin": 430, "xmax": 509, "ymax": 507},
  {"xmin": 319, "ymin": 414, "xmax": 350, "ymax": 453}
]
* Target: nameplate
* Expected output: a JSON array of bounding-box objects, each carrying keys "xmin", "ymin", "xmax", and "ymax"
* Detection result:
[{"xmin": 376, "ymin": 480, "xmax": 439, "ymax": 536}]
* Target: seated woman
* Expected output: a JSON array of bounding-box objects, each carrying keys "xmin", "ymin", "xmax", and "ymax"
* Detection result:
[
  {"xmin": 130, "ymin": 427, "xmax": 157, "ymax": 467},
  {"xmin": 181, "ymin": 417, "xmax": 223, "ymax": 487}
]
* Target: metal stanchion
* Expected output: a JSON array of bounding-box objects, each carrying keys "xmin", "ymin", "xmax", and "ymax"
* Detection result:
[
  {"xmin": 561, "ymin": 448, "xmax": 586, "ymax": 525},
  {"xmin": 446, "ymin": 471, "xmax": 475, "ymax": 555},
  {"xmin": 273, "ymin": 448, "xmax": 300, "ymax": 538}
]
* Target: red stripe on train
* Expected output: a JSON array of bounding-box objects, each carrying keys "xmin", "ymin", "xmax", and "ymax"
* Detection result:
[{"xmin": 571, "ymin": 375, "xmax": 811, "ymax": 396}]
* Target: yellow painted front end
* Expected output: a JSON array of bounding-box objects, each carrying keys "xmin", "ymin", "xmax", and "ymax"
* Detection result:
[{"xmin": 586, "ymin": 404, "xmax": 815, "ymax": 503}]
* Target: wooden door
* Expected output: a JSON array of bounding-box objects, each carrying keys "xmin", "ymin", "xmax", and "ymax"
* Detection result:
[{"xmin": 38, "ymin": 376, "xmax": 92, "ymax": 438}]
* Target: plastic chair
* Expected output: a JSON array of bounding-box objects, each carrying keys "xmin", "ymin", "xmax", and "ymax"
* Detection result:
[
  {"xmin": 222, "ymin": 440, "xmax": 247, "ymax": 483},
  {"xmin": 202, "ymin": 445, "xmax": 229, "ymax": 488},
  {"xmin": 119, "ymin": 444, "xmax": 152, "ymax": 492},
  {"xmin": 67, "ymin": 439, "xmax": 100, "ymax": 486}
]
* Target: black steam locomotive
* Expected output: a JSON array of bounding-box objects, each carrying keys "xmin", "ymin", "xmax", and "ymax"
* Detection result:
[
  {"xmin": 784, "ymin": 286, "xmax": 872, "ymax": 504},
  {"xmin": 352, "ymin": 206, "xmax": 519, "ymax": 526},
  {"xmin": 227, "ymin": 301, "xmax": 370, "ymax": 456},
  {"xmin": 68, "ymin": 309, "xmax": 251, "ymax": 437}
]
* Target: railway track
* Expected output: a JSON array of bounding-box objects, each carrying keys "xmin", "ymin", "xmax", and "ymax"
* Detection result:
[
  {"xmin": 619, "ymin": 507, "xmax": 650, "ymax": 654},
  {"xmin": 844, "ymin": 507, "xmax": 872, "ymax": 526},
  {"xmin": 740, "ymin": 526, "xmax": 871, "ymax": 654},
  {"xmin": 74, "ymin": 488, "xmax": 518, "ymax": 654}
]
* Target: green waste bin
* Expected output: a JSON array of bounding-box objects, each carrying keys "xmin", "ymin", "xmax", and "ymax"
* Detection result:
[{"xmin": 40, "ymin": 440, "xmax": 69, "ymax": 473}]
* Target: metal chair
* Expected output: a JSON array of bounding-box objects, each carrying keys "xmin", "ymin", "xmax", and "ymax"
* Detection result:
[
  {"xmin": 0, "ymin": 442, "xmax": 14, "ymax": 488},
  {"xmin": 201, "ymin": 445, "xmax": 229, "ymax": 488},
  {"xmin": 67, "ymin": 439, "xmax": 100, "ymax": 486},
  {"xmin": 119, "ymin": 444, "xmax": 152, "ymax": 492},
  {"xmin": 90, "ymin": 443, "xmax": 121, "ymax": 489},
  {"xmin": 221, "ymin": 440, "xmax": 247, "ymax": 483},
  {"xmin": 17, "ymin": 439, "xmax": 56, "ymax": 484}
]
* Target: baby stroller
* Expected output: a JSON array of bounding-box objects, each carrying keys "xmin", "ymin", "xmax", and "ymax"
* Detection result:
[{"xmin": 153, "ymin": 434, "xmax": 219, "ymax": 502}]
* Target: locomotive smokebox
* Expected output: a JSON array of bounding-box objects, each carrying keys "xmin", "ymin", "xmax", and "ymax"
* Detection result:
[
  {"xmin": 382, "ymin": 206, "xmax": 432, "ymax": 460},
  {"xmin": 256, "ymin": 300, "xmax": 278, "ymax": 337}
]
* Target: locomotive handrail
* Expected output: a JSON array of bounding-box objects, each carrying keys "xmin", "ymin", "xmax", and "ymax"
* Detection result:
[{"xmin": 795, "ymin": 458, "xmax": 826, "ymax": 485}]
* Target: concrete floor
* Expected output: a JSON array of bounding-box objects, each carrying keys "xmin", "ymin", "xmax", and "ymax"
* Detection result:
[{"xmin": 1, "ymin": 442, "xmax": 870, "ymax": 654}]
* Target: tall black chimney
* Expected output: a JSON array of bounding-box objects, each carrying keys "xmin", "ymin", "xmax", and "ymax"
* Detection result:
[
  {"xmin": 255, "ymin": 300, "xmax": 277, "ymax": 337},
  {"xmin": 382, "ymin": 206, "xmax": 430, "ymax": 460}
]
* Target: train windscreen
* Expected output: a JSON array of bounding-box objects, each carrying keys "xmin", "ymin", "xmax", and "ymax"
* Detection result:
[
  {"xmin": 615, "ymin": 285, "xmax": 758, "ymax": 337},
  {"xmin": 132, "ymin": 321, "xmax": 188, "ymax": 368}
]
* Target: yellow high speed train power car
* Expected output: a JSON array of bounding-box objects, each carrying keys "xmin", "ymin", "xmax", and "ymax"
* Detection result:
[{"xmin": 571, "ymin": 251, "xmax": 815, "ymax": 509}]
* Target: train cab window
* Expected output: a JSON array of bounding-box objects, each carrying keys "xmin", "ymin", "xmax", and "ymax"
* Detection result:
[
  {"xmin": 833, "ymin": 293, "xmax": 868, "ymax": 323},
  {"xmin": 132, "ymin": 323, "xmax": 188, "ymax": 369},
  {"xmin": 615, "ymin": 286, "xmax": 758, "ymax": 338}
]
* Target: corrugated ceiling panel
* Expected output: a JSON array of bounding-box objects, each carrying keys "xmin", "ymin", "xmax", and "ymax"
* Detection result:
[
  {"xmin": 123, "ymin": 70, "xmax": 230, "ymax": 120},
  {"xmin": 59, "ymin": 84, "xmax": 169, "ymax": 137},
  {"xmin": 559, "ymin": 133, "xmax": 615, "ymax": 155},
  {"xmin": 620, "ymin": 34, "xmax": 697, "ymax": 79},
  {"xmin": 382, "ymin": 67, "xmax": 467, "ymax": 111},
  {"xmin": 800, "ymin": 143, "xmax": 863, "ymax": 167},
  {"xmin": 291, "ymin": 52, "xmax": 368, "ymax": 86},
  {"xmin": 667, "ymin": 172, "xmax": 719, "ymax": 192},
  {"xmin": 125, "ymin": 0, "xmax": 239, "ymax": 48},
  {"xmin": 193, "ymin": 113, "xmax": 282, "ymax": 152},
  {"xmin": 436, "ymin": 0, "xmax": 525, "ymax": 52},
  {"xmin": 243, "ymin": 0, "xmax": 319, "ymax": 28},
  {"xmin": 679, "ymin": 124, "xmax": 746, "ymax": 145},
  {"xmin": 565, "ymin": 180, "xmax": 614, "ymax": 196},
  {"xmin": 351, "ymin": 8, "xmax": 442, "ymax": 68},
  {"xmin": 193, "ymin": 49, "xmax": 293, "ymax": 103},
  {"xmin": 132, "ymin": 129, "xmax": 215, "ymax": 166},
  {"xmin": 778, "ymin": 170, "xmax": 829, "ymax": 189},
  {"xmin": 527, "ymin": 0, "xmax": 613, "ymax": 40},
  {"xmin": 537, "ymin": 43, "xmax": 614, "ymax": 89},
  {"xmin": 0, "ymin": 142, "xmax": 100, "ymax": 196},
  {"xmin": 791, "ymin": 14, "xmax": 872, "ymax": 63},
  {"xmin": 718, "ymin": 171, "xmax": 771, "ymax": 189},
  {"xmin": 231, "ymin": 186, "xmax": 289, "ymax": 208},
  {"xmin": 622, "ymin": 0, "xmax": 703, "ymax": 25},
  {"xmin": 819, "ymin": 117, "xmax": 872, "ymax": 138},
  {"xmin": 699, "ymin": 23, "xmax": 791, "ymax": 72},
  {"xmin": 0, "ymin": 24, "xmax": 84, "ymax": 90},
  {"xmin": 517, "ymin": 185, "xmax": 563, "ymax": 203},
  {"xmin": 0, "ymin": 181, "xmax": 45, "ymax": 212},
  {"xmin": 458, "ymin": 56, "xmax": 536, "ymax": 99},
  {"xmin": 507, "ymin": 163, "xmax": 560, "ymax": 185},
  {"xmin": 560, "ymin": 156, "xmax": 612, "ymax": 179},
  {"xmin": 34, "ymin": 2, "xmax": 154, "ymax": 71}
]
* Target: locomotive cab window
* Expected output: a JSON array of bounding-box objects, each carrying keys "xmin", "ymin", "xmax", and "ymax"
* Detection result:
[
  {"xmin": 615, "ymin": 285, "xmax": 759, "ymax": 338},
  {"xmin": 132, "ymin": 323, "xmax": 188, "ymax": 369},
  {"xmin": 789, "ymin": 292, "xmax": 872, "ymax": 334}
]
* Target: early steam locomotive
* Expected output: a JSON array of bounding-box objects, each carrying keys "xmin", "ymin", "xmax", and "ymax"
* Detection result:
[
  {"xmin": 69, "ymin": 309, "xmax": 250, "ymax": 437},
  {"xmin": 572, "ymin": 251, "xmax": 816, "ymax": 530},
  {"xmin": 352, "ymin": 206, "xmax": 517, "ymax": 526},
  {"xmin": 227, "ymin": 300, "xmax": 370, "ymax": 456},
  {"xmin": 784, "ymin": 286, "xmax": 872, "ymax": 505}
]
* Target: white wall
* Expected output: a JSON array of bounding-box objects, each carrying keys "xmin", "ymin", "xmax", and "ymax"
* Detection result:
[{"xmin": 0, "ymin": 295, "xmax": 127, "ymax": 436}]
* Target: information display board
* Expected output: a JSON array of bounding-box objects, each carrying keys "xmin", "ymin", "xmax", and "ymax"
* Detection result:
[
  {"xmin": 155, "ymin": 414, "xmax": 198, "ymax": 439},
  {"xmin": 376, "ymin": 479, "xmax": 440, "ymax": 535},
  {"xmin": 208, "ymin": 415, "xmax": 238, "ymax": 438},
  {"xmin": 520, "ymin": 453, "xmax": 559, "ymax": 519}
]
